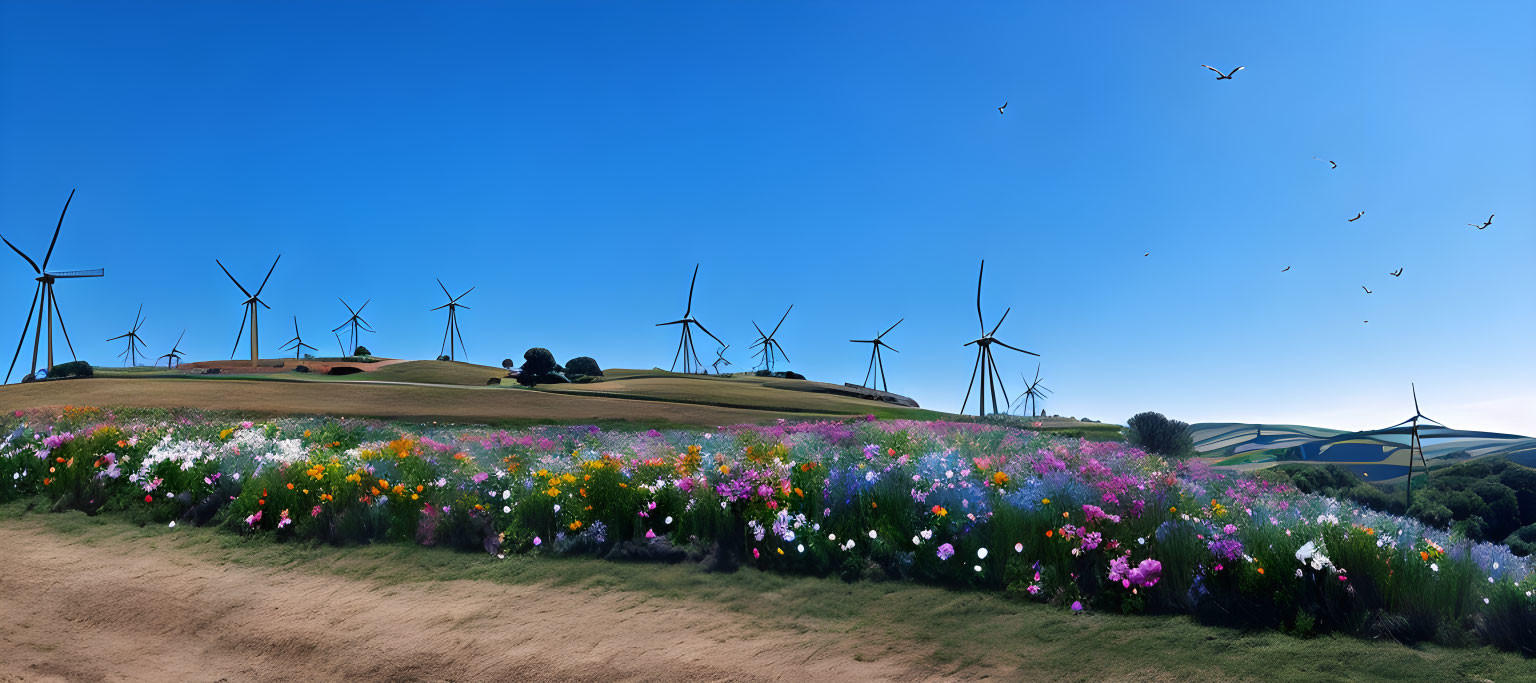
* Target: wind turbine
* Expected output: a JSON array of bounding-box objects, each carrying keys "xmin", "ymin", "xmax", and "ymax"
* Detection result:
[
  {"xmin": 1396, "ymin": 383, "xmax": 1444, "ymax": 508},
  {"xmin": 332, "ymin": 298, "xmax": 374, "ymax": 356},
  {"xmin": 3, "ymin": 189, "xmax": 105, "ymax": 383},
  {"xmin": 432, "ymin": 278, "xmax": 473, "ymax": 361},
  {"xmin": 750, "ymin": 305, "xmax": 793, "ymax": 373},
  {"xmin": 1010, "ymin": 364, "xmax": 1053, "ymax": 417},
  {"xmin": 281, "ymin": 316, "xmax": 317, "ymax": 359},
  {"xmin": 656, "ymin": 264, "xmax": 723, "ymax": 373},
  {"xmin": 216, "ymin": 255, "xmax": 281, "ymax": 368},
  {"xmin": 850, "ymin": 318, "xmax": 902, "ymax": 392},
  {"xmin": 106, "ymin": 305, "xmax": 150, "ymax": 367},
  {"xmin": 961, "ymin": 260, "xmax": 1039, "ymax": 417},
  {"xmin": 711, "ymin": 345, "xmax": 732, "ymax": 374},
  {"xmin": 157, "ymin": 330, "xmax": 186, "ymax": 368}
]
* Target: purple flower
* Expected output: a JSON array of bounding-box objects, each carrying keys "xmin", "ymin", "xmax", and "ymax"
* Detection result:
[
  {"xmin": 1108, "ymin": 556, "xmax": 1130, "ymax": 585},
  {"xmin": 472, "ymin": 472, "xmax": 490, "ymax": 484},
  {"xmin": 1208, "ymin": 538, "xmax": 1244, "ymax": 561},
  {"xmin": 1128, "ymin": 558, "xmax": 1162, "ymax": 587},
  {"xmin": 937, "ymin": 543, "xmax": 955, "ymax": 560},
  {"xmin": 1071, "ymin": 601, "xmax": 1083, "ymax": 611}
]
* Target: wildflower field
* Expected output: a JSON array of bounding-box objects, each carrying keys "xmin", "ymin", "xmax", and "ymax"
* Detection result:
[{"xmin": 3, "ymin": 406, "xmax": 1533, "ymax": 656}]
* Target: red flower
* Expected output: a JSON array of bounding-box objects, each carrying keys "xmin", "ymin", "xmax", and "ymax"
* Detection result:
[{"xmin": 144, "ymin": 494, "xmax": 153, "ymax": 503}]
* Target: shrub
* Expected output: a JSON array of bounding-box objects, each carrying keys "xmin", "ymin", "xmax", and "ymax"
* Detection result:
[
  {"xmin": 436, "ymin": 355, "xmax": 450, "ymax": 362},
  {"xmin": 49, "ymin": 360, "xmax": 93, "ymax": 379},
  {"xmin": 354, "ymin": 346, "xmax": 371, "ymax": 356},
  {"xmin": 521, "ymin": 348, "xmax": 558, "ymax": 375},
  {"xmin": 502, "ymin": 358, "xmax": 516, "ymax": 370},
  {"xmin": 1505, "ymin": 525, "xmax": 1536, "ymax": 556},
  {"xmin": 1124, "ymin": 412, "xmax": 1192, "ymax": 457},
  {"xmin": 566, "ymin": 356, "xmax": 602, "ymax": 377}
]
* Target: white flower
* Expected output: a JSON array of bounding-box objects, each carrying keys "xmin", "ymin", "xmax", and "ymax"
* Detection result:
[
  {"xmin": 1431, "ymin": 562, "xmax": 1439, "ymax": 572},
  {"xmin": 868, "ymin": 530, "xmax": 878, "ymax": 539},
  {"xmin": 1488, "ymin": 577, "xmax": 1495, "ymax": 584},
  {"xmin": 974, "ymin": 565, "xmax": 982, "ymax": 572},
  {"xmin": 945, "ymin": 470, "xmax": 954, "ymax": 479},
  {"xmin": 664, "ymin": 516, "xmax": 673, "ymax": 524},
  {"xmin": 1494, "ymin": 562, "xmax": 1500, "ymax": 570},
  {"xmin": 503, "ymin": 506, "xmax": 511, "ymax": 514},
  {"xmin": 554, "ymin": 504, "xmax": 562, "ymax": 513},
  {"xmin": 1015, "ymin": 543, "xmax": 1024, "ymax": 553},
  {"xmin": 168, "ymin": 521, "xmax": 176, "ymax": 528},
  {"xmin": 1484, "ymin": 597, "xmax": 1490, "ymax": 604},
  {"xmin": 797, "ymin": 544, "xmax": 805, "ymax": 553},
  {"xmin": 828, "ymin": 533, "xmax": 836, "ymax": 541},
  {"xmin": 912, "ymin": 535, "xmax": 922, "ymax": 545},
  {"xmin": 920, "ymin": 529, "xmax": 933, "ymax": 540},
  {"xmin": 977, "ymin": 548, "xmax": 989, "ymax": 559},
  {"xmin": 502, "ymin": 490, "xmax": 511, "ymax": 500},
  {"xmin": 1137, "ymin": 537, "xmax": 1146, "ymax": 545},
  {"xmin": 865, "ymin": 471, "xmax": 875, "ymax": 482}
]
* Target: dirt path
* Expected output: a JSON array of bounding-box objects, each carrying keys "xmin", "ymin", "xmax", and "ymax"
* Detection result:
[{"xmin": 0, "ymin": 523, "xmax": 921, "ymax": 682}]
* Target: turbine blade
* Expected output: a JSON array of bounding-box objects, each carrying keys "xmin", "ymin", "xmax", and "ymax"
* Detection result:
[
  {"xmin": 770, "ymin": 305, "xmax": 793, "ymax": 337},
  {"xmin": 773, "ymin": 339, "xmax": 790, "ymax": 362},
  {"xmin": 992, "ymin": 339, "xmax": 1040, "ymax": 356},
  {"xmin": 453, "ymin": 286, "xmax": 475, "ymax": 302},
  {"xmin": 216, "ymin": 259, "xmax": 253, "ymax": 298},
  {"xmin": 976, "ymin": 260, "xmax": 985, "ymax": 333},
  {"xmin": 339, "ymin": 297, "xmax": 357, "ymax": 316},
  {"xmin": 879, "ymin": 318, "xmax": 904, "ymax": 338},
  {"xmin": 989, "ymin": 307, "xmax": 1010, "ymax": 336},
  {"xmin": 430, "ymin": 303, "xmax": 450, "ymax": 311},
  {"xmin": 693, "ymin": 320, "xmax": 725, "ymax": 346},
  {"xmin": 1412, "ymin": 383, "xmax": 1421, "ymax": 416},
  {"xmin": 685, "ymin": 264, "xmax": 698, "ymax": 317},
  {"xmin": 356, "ymin": 299, "xmax": 370, "ymax": 314},
  {"xmin": 229, "ymin": 308, "xmax": 248, "ymax": 359},
  {"xmin": 1, "ymin": 234, "xmax": 41, "ymax": 274},
  {"xmin": 884, "ymin": 343, "xmax": 899, "ymax": 353},
  {"xmin": 41, "ymin": 188, "xmax": 75, "ymax": 271},
  {"xmin": 253, "ymin": 254, "xmax": 281, "ymax": 296}
]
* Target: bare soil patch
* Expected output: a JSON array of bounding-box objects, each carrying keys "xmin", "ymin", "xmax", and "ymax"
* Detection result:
[{"xmin": 0, "ymin": 523, "xmax": 920, "ymax": 681}]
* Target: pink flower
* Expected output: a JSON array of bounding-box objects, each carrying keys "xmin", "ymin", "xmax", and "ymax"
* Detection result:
[
  {"xmin": 937, "ymin": 543, "xmax": 955, "ymax": 560},
  {"xmin": 1071, "ymin": 601, "xmax": 1083, "ymax": 611},
  {"xmin": 311, "ymin": 505, "xmax": 322, "ymax": 517},
  {"xmin": 533, "ymin": 536, "xmax": 542, "ymax": 546},
  {"xmin": 245, "ymin": 510, "xmax": 262, "ymax": 526},
  {"xmin": 645, "ymin": 529, "xmax": 656, "ymax": 539},
  {"xmin": 472, "ymin": 472, "xmax": 489, "ymax": 484},
  {"xmin": 753, "ymin": 548, "xmax": 761, "ymax": 559}
]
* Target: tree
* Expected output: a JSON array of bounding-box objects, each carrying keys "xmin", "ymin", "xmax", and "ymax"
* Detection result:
[
  {"xmin": 1124, "ymin": 412, "xmax": 1193, "ymax": 457},
  {"xmin": 502, "ymin": 358, "xmax": 516, "ymax": 370},
  {"xmin": 354, "ymin": 346, "xmax": 371, "ymax": 356},
  {"xmin": 521, "ymin": 348, "xmax": 558, "ymax": 375},
  {"xmin": 566, "ymin": 356, "xmax": 602, "ymax": 377}
]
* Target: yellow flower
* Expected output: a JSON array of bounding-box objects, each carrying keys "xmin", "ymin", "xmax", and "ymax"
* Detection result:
[
  {"xmin": 546, "ymin": 487, "xmax": 560, "ymax": 497},
  {"xmin": 1042, "ymin": 498, "xmax": 1051, "ymax": 505}
]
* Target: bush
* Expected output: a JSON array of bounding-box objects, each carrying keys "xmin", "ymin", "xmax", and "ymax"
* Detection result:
[
  {"xmin": 49, "ymin": 360, "xmax": 93, "ymax": 379},
  {"xmin": 522, "ymin": 348, "xmax": 558, "ymax": 375},
  {"xmin": 502, "ymin": 358, "xmax": 516, "ymax": 370},
  {"xmin": 436, "ymin": 355, "xmax": 450, "ymax": 362},
  {"xmin": 566, "ymin": 356, "xmax": 602, "ymax": 377},
  {"xmin": 1505, "ymin": 524, "xmax": 1536, "ymax": 556},
  {"xmin": 1124, "ymin": 412, "xmax": 1193, "ymax": 457},
  {"xmin": 354, "ymin": 346, "xmax": 371, "ymax": 356}
]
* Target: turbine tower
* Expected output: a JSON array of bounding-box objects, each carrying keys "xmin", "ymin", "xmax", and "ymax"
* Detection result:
[
  {"xmin": 750, "ymin": 305, "xmax": 793, "ymax": 373},
  {"xmin": 432, "ymin": 279, "xmax": 473, "ymax": 361},
  {"xmin": 157, "ymin": 330, "xmax": 186, "ymax": 368},
  {"xmin": 106, "ymin": 305, "xmax": 149, "ymax": 367},
  {"xmin": 656, "ymin": 264, "xmax": 723, "ymax": 373},
  {"xmin": 332, "ymin": 298, "xmax": 374, "ymax": 356},
  {"xmin": 850, "ymin": 318, "xmax": 902, "ymax": 392},
  {"xmin": 1397, "ymin": 383, "xmax": 1444, "ymax": 509},
  {"xmin": 961, "ymin": 260, "xmax": 1039, "ymax": 417},
  {"xmin": 216, "ymin": 255, "xmax": 281, "ymax": 368},
  {"xmin": 3, "ymin": 189, "xmax": 104, "ymax": 383},
  {"xmin": 281, "ymin": 316, "xmax": 317, "ymax": 359}
]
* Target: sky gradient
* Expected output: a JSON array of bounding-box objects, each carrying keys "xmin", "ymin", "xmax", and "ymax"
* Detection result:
[{"xmin": 2, "ymin": 2, "xmax": 1532, "ymax": 433}]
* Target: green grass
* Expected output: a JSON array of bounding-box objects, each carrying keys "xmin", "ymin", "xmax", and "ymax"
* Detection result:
[
  {"xmin": 540, "ymin": 371, "xmax": 947, "ymax": 420},
  {"xmin": 8, "ymin": 502, "xmax": 1529, "ymax": 681}
]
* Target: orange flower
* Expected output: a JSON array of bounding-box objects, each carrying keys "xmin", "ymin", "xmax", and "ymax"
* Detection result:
[
  {"xmin": 992, "ymin": 471, "xmax": 1009, "ymax": 486},
  {"xmin": 1045, "ymin": 529, "xmax": 1053, "ymax": 537},
  {"xmin": 932, "ymin": 505, "xmax": 947, "ymax": 517},
  {"xmin": 286, "ymin": 483, "xmax": 294, "ymax": 490},
  {"xmin": 1257, "ymin": 567, "xmax": 1265, "ymax": 575}
]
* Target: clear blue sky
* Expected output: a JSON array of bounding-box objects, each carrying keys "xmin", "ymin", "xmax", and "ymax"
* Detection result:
[{"xmin": 2, "ymin": 2, "xmax": 1532, "ymax": 433}]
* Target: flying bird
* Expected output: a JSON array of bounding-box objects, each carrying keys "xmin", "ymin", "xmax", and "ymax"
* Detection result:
[
  {"xmin": 1468, "ymin": 214, "xmax": 1493, "ymax": 229},
  {"xmin": 1201, "ymin": 64, "xmax": 1245, "ymax": 80},
  {"xmin": 1143, "ymin": 252, "xmax": 1150, "ymax": 257},
  {"xmin": 998, "ymin": 101, "xmax": 1007, "ymax": 115},
  {"xmin": 1362, "ymin": 286, "xmax": 1372, "ymax": 294},
  {"xmin": 1390, "ymin": 268, "xmax": 1403, "ymax": 277},
  {"xmin": 1348, "ymin": 211, "xmax": 1364, "ymax": 222},
  {"xmin": 1312, "ymin": 157, "xmax": 1337, "ymax": 169},
  {"xmin": 1280, "ymin": 266, "xmax": 1291, "ymax": 272}
]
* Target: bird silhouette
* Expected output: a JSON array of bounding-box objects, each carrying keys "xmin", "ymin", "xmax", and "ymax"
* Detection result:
[
  {"xmin": 1281, "ymin": 266, "xmax": 1291, "ymax": 272},
  {"xmin": 1390, "ymin": 268, "xmax": 1403, "ymax": 277},
  {"xmin": 1362, "ymin": 286, "xmax": 1372, "ymax": 294},
  {"xmin": 1348, "ymin": 211, "xmax": 1364, "ymax": 222},
  {"xmin": 998, "ymin": 101, "xmax": 1007, "ymax": 115},
  {"xmin": 1312, "ymin": 157, "xmax": 1337, "ymax": 169},
  {"xmin": 1201, "ymin": 64, "xmax": 1244, "ymax": 80},
  {"xmin": 1143, "ymin": 252, "xmax": 1150, "ymax": 257},
  {"xmin": 1468, "ymin": 214, "xmax": 1493, "ymax": 229}
]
